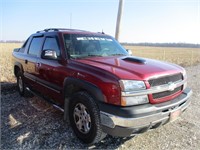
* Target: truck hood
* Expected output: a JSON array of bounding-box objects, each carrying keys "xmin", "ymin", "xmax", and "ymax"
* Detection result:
[{"xmin": 75, "ymin": 56, "xmax": 184, "ymax": 80}]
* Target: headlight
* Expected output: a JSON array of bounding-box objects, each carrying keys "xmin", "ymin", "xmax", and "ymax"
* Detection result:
[
  {"xmin": 182, "ymin": 69, "xmax": 187, "ymax": 79},
  {"xmin": 119, "ymin": 80, "xmax": 148, "ymax": 106},
  {"xmin": 119, "ymin": 80, "xmax": 146, "ymax": 92},
  {"xmin": 182, "ymin": 69, "xmax": 187, "ymax": 90}
]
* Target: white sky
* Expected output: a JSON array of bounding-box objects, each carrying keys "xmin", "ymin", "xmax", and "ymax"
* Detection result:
[{"xmin": 1, "ymin": 0, "xmax": 200, "ymax": 43}]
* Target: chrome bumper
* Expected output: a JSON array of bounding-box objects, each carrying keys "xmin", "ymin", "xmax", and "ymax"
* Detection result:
[{"xmin": 100, "ymin": 88, "xmax": 192, "ymax": 129}]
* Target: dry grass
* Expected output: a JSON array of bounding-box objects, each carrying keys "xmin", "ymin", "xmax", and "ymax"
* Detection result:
[
  {"xmin": 0, "ymin": 43, "xmax": 22, "ymax": 83},
  {"xmin": 125, "ymin": 45, "xmax": 200, "ymax": 66},
  {"xmin": 0, "ymin": 43, "xmax": 200, "ymax": 83}
]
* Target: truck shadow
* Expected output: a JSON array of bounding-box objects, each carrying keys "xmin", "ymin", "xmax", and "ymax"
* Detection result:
[
  {"xmin": 1, "ymin": 82, "xmax": 132, "ymax": 149},
  {"xmin": 90, "ymin": 136, "xmax": 133, "ymax": 149}
]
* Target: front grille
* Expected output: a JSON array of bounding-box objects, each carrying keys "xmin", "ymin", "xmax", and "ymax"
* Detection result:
[
  {"xmin": 149, "ymin": 73, "xmax": 182, "ymax": 87},
  {"xmin": 152, "ymin": 86, "xmax": 182, "ymax": 99},
  {"xmin": 148, "ymin": 73, "xmax": 183, "ymax": 102}
]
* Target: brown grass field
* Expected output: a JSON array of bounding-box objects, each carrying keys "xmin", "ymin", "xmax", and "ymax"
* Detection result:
[
  {"xmin": 0, "ymin": 43, "xmax": 200, "ymax": 83},
  {"xmin": 1, "ymin": 43, "xmax": 22, "ymax": 83},
  {"xmin": 125, "ymin": 45, "xmax": 200, "ymax": 66}
]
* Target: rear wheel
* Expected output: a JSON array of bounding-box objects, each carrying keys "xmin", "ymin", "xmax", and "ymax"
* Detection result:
[
  {"xmin": 17, "ymin": 72, "xmax": 25, "ymax": 96},
  {"xmin": 69, "ymin": 91, "xmax": 106, "ymax": 144}
]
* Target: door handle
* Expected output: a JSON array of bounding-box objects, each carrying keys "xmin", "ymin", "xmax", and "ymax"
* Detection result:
[
  {"xmin": 25, "ymin": 60, "xmax": 28, "ymax": 64},
  {"xmin": 36, "ymin": 63, "xmax": 41, "ymax": 67}
]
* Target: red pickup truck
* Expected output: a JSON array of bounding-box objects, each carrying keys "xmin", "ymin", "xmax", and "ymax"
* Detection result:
[{"xmin": 13, "ymin": 28, "xmax": 192, "ymax": 144}]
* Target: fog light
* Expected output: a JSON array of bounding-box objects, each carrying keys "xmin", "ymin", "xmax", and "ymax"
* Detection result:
[{"xmin": 121, "ymin": 95, "xmax": 149, "ymax": 106}]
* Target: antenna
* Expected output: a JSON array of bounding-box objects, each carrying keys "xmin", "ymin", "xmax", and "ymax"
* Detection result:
[
  {"xmin": 102, "ymin": 29, "xmax": 104, "ymax": 34},
  {"xmin": 70, "ymin": 13, "xmax": 72, "ymax": 28},
  {"xmin": 115, "ymin": 0, "xmax": 124, "ymax": 41}
]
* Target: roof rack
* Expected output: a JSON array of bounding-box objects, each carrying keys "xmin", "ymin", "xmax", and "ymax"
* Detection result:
[{"xmin": 36, "ymin": 28, "xmax": 87, "ymax": 33}]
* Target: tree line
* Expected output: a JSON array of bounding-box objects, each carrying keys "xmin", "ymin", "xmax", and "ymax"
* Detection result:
[
  {"xmin": 1, "ymin": 40, "xmax": 199, "ymax": 48},
  {"xmin": 0, "ymin": 40, "xmax": 24, "ymax": 43},
  {"xmin": 121, "ymin": 42, "xmax": 200, "ymax": 48}
]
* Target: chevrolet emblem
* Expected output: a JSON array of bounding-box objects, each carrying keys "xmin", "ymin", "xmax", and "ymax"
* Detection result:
[{"xmin": 168, "ymin": 82, "xmax": 176, "ymax": 91}]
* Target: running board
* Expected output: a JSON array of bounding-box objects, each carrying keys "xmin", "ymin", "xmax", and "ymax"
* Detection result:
[
  {"xmin": 53, "ymin": 104, "xmax": 64, "ymax": 112},
  {"xmin": 26, "ymin": 87, "xmax": 64, "ymax": 112}
]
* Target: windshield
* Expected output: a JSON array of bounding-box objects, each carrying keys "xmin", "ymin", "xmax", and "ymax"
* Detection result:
[{"xmin": 63, "ymin": 34, "xmax": 128, "ymax": 59}]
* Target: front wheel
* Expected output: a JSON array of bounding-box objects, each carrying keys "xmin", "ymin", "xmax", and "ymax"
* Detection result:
[{"xmin": 69, "ymin": 91, "xmax": 106, "ymax": 144}]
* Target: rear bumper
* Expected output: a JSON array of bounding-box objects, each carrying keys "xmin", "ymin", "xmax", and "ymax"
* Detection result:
[{"xmin": 100, "ymin": 88, "xmax": 192, "ymax": 137}]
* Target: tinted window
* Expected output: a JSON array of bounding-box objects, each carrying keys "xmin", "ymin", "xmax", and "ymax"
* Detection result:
[
  {"xmin": 28, "ymin": 37, "xmax": 43, "ymax": 56},
  {"xmin": 63, "ymin": 34, "xmax": 128, "ymax": 59},
  {"xmin": 43, "ymin": 37, "xmax": 60, "ymax": 57},
  {"xmin": 19, "ymin": 37, "xmax": 30, "ymax": 53}
]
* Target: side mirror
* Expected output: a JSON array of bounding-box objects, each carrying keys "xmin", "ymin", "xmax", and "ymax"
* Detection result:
[
  {"xmin": 13, "ymin": 48, "xmax": 20, "ymax": 52},
  {"xmin": 126, "ymin": 49, "xmax": 132, "ymax": 56},
  {"xmin": 41, "ymin": 49, "xmax": 58, "ymax": 60}
]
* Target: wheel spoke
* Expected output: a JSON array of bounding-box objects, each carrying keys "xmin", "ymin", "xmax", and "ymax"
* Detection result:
[
  {"xmin": 85, "ymin": 114, "xmax": 91, "ymax": 122},
  {"xmin": 74, "ymin": 107, "xmax": 81, "ymax": 117},
  {"xmin": 76, "ymin": 119, "xmax": 82, "ymax": 129},
  {"xmin": 83, "ymin": 121, "xmax": 90, "ymax": 132},
  {"xmin": 80, "ymin": 104, "xmax": 86, "ymax": 112}
]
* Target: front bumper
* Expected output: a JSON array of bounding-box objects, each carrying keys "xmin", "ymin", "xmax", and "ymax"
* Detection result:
[{"xmin": 100, "ymin": 88, "xmax": 192, "ymax": 137}]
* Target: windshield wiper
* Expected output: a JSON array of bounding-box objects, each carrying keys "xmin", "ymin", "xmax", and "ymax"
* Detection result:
[{"xmin": 74, "ymin": 54, "xmax": 103, "ymax": 59}]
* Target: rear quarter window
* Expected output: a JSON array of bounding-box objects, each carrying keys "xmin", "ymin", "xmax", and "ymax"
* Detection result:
[{"xmin": 19, "ymin": 37, "xmax": 30, "ymax": 53}]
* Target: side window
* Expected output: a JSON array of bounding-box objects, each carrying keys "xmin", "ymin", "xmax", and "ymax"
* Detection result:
[
  {"xmin": 28, "ymin": 37, "xmax": 43, "ymax": 56},
  {"xmin": 19, "ymin": 37, "xmax": 30, "ymax": 53},
  {"xmin": 43, "ymin": 37, "xmax": 60, "ymax": 57}
]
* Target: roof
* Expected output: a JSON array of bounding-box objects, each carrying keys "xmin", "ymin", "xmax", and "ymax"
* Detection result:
[{"xmin": 36, "ymin": 28, "xmax": 106, "ymax": 35}]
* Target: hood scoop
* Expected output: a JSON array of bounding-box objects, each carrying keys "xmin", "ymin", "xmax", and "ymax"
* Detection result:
[{"xmin": 122, "ymin": 57, "xmax": 147, "ymax": 64}]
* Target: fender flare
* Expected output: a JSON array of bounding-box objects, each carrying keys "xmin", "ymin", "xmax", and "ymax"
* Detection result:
[{"xmin": 63, "ymin": 77, "xmax": 105, "ymax": 121}]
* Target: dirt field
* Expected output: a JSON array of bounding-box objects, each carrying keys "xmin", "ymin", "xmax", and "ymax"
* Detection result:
[{"xmin": 1, "ymin": 43, "xmax": 200, "ymax": 149}]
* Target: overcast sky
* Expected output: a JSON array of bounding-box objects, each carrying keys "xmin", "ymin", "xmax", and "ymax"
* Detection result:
[{"xmin": 1, "ymin": 0, "xmax": 200, "ymax": 43}]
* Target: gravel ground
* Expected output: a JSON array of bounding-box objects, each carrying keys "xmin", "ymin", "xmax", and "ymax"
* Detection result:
[{"xmin": 1, "ymin": 64, "xmax": 200, "ymax": 149}]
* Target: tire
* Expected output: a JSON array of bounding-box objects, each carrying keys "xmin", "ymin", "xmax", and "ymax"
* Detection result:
[
  {"xmin": 69, "ymin": 91, "xmax": 106, "ymax": 144},
  {"xmin": 16, "ymin": 71, "xmax": 33, "ymax": 97},
  {"xmin": 17, "ymin": 71, "xmax": 25, "ymax": 96}
]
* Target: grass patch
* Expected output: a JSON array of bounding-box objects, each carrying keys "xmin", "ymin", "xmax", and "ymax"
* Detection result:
[
  {"xmin": 0, "ymin": 43, "xmax": 22, "ymax": 82},
  {"xmin": 125, "ymin": 46, "xmax": 200, "ymax": 67}
]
